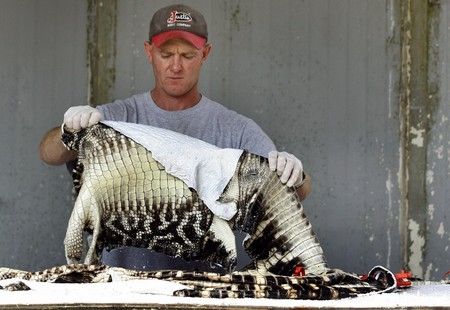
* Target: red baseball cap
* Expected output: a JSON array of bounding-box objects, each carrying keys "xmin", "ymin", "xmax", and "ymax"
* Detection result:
[{"xmin": 149, "ymin": 4, "xmax": 208, "ymax": 49}]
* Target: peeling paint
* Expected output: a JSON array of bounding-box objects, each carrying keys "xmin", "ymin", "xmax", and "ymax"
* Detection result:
[
  {"xmin": 398, "ymin": 140, "xmax": 408, "ymax": 267},
  {"xmin": 426, "ymin": 169, "xmax": 434, "ymax": 184},
  {"xmin": 427, "ymin": 204, "xmax": 435, "ymax": 220},
  {"xmin": 434, "ymin": 145, "xmax": 444, "ymax": 159},
  {"xmin": 410, "ymin": 126, "xmax": 425, "ymax": 147},
  {"xmin": 425, "ymin": 263, "xmax": 433, "ymax": 280},
  {"xmin": 448, "ymin": 148, "xmax": 450, "ymax": 175},
  {"xmin": 437, "ymin": 222, "xmax": 445, "ymax": 238},
  {"xmin": 388, "ymin": 71, "xmax": 393, "ymax": 119},
  {"xmin": 408, "ymin": 219, "xmax": 425, "ymax": 276},
  {"xmin": 385, "ymin": 170, "xmax": 393, "ymax": 268}
]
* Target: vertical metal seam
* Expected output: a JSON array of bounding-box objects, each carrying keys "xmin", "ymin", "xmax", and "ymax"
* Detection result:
[
  {"xmin": 385, "ymin": 0, "xmax": 400, "ymax": 270},
  {"xmin": 399, "ymin": 0, "xmax": 412, "ymax": 272}
]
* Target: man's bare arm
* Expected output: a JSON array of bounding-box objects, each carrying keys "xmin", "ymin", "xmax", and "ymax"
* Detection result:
[
  {"xmin": 39, "ymin": 126, "xmax": 77, "ymax": 165},
  {"xmin": 40, "ymin": 105, "xmax": 103, "ymax": 165},
  {"xmin": 297, "ymin": 173, "xmax": 311, "ymax": 201}
]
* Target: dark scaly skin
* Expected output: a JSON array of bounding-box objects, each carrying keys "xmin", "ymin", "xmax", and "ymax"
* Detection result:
[
  {"xmin": 224, "ymin": 152, "xmax": 328, "ymax": 275},
  {"xmin": 0, "ymin": 264, "xmax": 398, "ymax": 299},
  {"xmin": 0, "ymin": 264, "xmax": 111, "ymax": 283}
]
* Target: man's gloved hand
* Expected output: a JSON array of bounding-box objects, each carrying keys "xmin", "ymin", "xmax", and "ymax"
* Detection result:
[
  {"xmin": 63, "ymin": 105, "xmax": 103, "ymax": 132},
  {"xmin": 268, "ymin": 151, "xmax": 304, "ymax": 188}
]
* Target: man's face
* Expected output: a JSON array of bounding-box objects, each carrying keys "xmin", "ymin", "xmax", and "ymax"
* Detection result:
[{"xmin": 144, "ymin": 38, "xmax": 211, "ymax": 98}]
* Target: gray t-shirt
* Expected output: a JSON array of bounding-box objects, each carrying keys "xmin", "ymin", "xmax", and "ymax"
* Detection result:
[
  {"xmin": 97, "ymin": 92, "xmax": 276, "ymax": 157},
  {"xmin": 95, "ymin": 92, "xmax": 276, "ymax": 271}
]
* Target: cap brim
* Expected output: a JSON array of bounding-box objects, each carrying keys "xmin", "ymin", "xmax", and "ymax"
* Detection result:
[{"xmin": 152, "ymin": 30, "xmax": 206, "ymax": 49}]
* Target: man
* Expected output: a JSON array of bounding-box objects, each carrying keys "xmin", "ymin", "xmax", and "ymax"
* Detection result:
[{"xmin": 39, "ymin": 4, "xmax": 311, "ymax": 271}]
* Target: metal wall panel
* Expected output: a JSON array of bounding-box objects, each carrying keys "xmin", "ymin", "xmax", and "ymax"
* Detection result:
[
  {"xmin": 0, "ymin": 0, "xmax": 447, "ymax": 280},
  {"xmin": 111, "ymin": 0, "xmax": 403, "ymax": 274},
  {"xmin": 0, "ymin": 0, "xmax": 87, "ymax": 269}
]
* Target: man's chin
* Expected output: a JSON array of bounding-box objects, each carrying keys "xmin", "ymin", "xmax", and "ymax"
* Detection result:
[{"xmin": 163, "ymin": 87, "xmax": 195, "ymax": 98}]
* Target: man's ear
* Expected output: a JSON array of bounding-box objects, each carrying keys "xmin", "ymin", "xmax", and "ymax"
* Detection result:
[
  {"xmin": 201, "ymin": 43, "xmax": 212, "ymax": 62},
  {"xmin": 144, "ymin": 41, "xmax": 154, "ymax": 63}
]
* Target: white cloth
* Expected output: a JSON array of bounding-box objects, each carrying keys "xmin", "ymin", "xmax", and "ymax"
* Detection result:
[{"xmin": 102, "ymin": 121, "xmax": 243, "ymax": 220}]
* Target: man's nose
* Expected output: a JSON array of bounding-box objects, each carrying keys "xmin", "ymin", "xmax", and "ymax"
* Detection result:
[{"xmin": 170, "ymin": 56, "xmax": 182, "ymax": 72}]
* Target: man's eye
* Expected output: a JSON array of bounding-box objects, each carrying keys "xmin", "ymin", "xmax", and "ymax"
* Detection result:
[
  {"xmin": 183, "ymin": 53, "xmax": 196, "ymax": 59},
  {"xmin": 160, "ymin": 53, "xmax": 171, "ymax": 58}
]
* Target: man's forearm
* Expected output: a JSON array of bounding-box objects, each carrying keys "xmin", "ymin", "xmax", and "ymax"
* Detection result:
[
  {"xmin": 39, "ymin": 126, "xmax": 77, "ymax": 165},
  {"xmin": 296, "ymin": 173, "xmax": 311, "ymax": 201}
]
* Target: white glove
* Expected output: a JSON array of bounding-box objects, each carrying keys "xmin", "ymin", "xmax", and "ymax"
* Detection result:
[
  {"xmin": 268, "ymin": 151, "xmax": 304, "ymax": 187},
  {"xmin": 63, "ymin": 105, "xmax": 103, "ymax": 132}
]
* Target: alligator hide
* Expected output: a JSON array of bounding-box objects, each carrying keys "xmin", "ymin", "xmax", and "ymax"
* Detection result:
[
  {"xmin": 61, "ymin": 123, "xmax": 327, "ymax": 276},
  {"xmin": 0, "ymin": 264, "xmax": 400, "ymax": 299},
  {"xmin": 0, "ymin": 123, "xmax": 404, "ymax": 300}
]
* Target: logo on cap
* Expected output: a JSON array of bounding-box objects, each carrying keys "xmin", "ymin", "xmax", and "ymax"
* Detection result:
[{"xmin": 167, "ymin": 11, "xmax": 192, "ymax": 24}]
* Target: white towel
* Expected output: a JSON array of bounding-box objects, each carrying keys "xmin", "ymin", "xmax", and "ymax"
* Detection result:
[{"xmin": 102, "ymin": 121, "xmax": 243, "ymax": 220}]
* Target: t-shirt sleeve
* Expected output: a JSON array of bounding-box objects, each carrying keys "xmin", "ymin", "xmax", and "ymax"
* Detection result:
[
  {"xmin": 97, "ymin": 99, "xmax": 133, "ymax": 122},
  {"xmin": 239, "ymin": 119, "xmax": 276, "ymax": 158}
]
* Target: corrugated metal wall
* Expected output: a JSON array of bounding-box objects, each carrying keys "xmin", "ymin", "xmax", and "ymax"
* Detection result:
[
  {"xmin": 0, "ymin": 0, "xmax": 87, "ymax": 270},
  {"xmin": 0, "ymin": 0, "xmax": 448, "ymax": 280}
]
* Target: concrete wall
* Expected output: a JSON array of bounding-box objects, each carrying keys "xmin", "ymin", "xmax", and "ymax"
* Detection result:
[{"xmin": 0, "ymin": 0, "xmax": 448, "ymax": 280}]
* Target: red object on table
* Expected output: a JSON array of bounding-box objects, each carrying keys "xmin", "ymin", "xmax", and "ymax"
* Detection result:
[
  {"xmin": 293, "ymin": 266, "xmax": 305, "ymax": 277},
  {"xmin": 394, "ymin": 270, "xmax": 413, "ymax": 288}
]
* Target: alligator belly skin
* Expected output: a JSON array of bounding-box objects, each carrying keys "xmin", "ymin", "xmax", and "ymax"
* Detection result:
[{"xmin": 62, "ymin": 124, "xmax": 235, "ymax": 269}]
